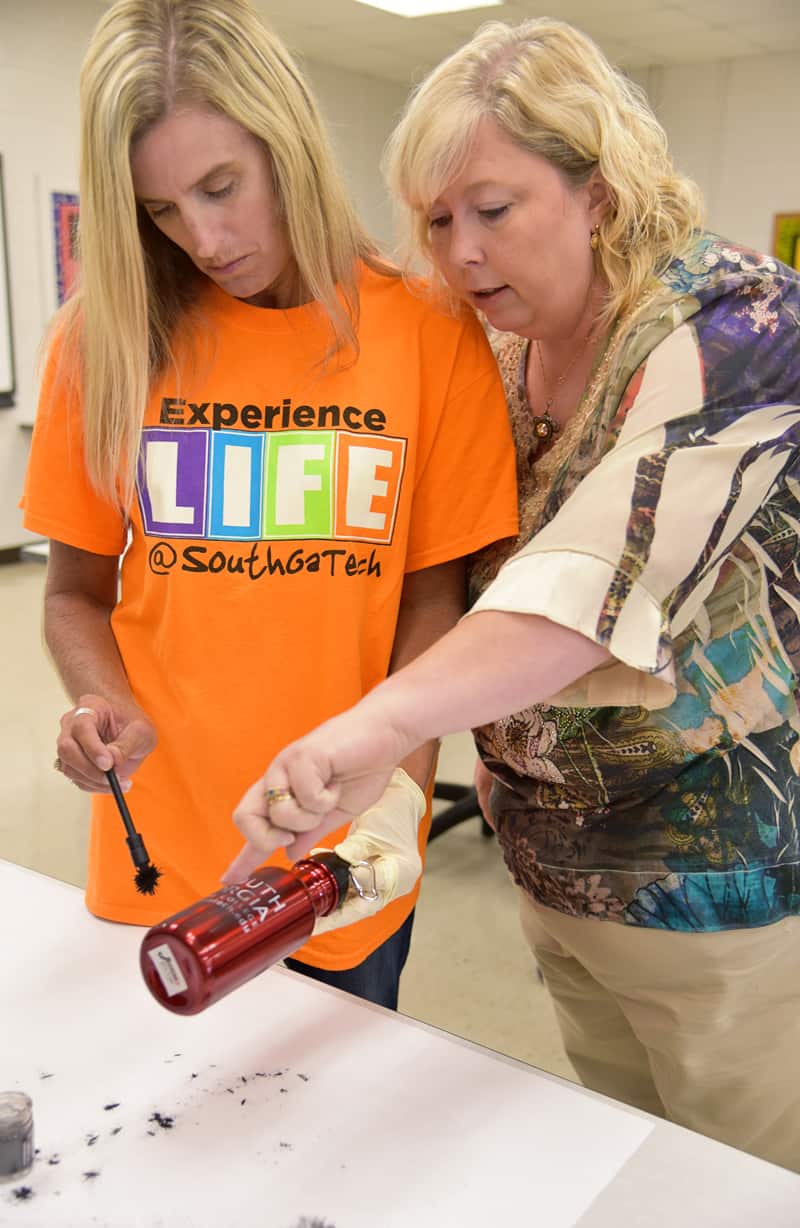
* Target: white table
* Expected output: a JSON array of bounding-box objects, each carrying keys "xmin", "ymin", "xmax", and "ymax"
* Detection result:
[{"xmin": 2, "ymin": 860, "xmax": 798, "ymax": 1227}]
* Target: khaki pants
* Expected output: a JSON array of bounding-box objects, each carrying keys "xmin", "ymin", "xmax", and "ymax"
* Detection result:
[{"xmin": 519, "ymin": 892, "xmax": 800, "ymax": 1172}]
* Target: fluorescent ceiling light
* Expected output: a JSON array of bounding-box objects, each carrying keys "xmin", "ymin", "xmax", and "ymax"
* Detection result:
[{"xmin": 354, "ymin": 0, "xmax": 503, "ymax": 16}]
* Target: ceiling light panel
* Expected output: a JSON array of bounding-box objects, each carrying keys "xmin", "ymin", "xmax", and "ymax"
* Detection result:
[{"xmin": 353, "ymin": 0, "xmax": 503, "ymax": 17}]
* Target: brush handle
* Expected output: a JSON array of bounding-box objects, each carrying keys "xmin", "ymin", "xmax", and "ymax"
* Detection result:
[
  {"xmin": 105, "ymin": 768, "xmax": 137, "ymax": 841},
  {"xmin": 126, "ymin": 831, "xmax": 151, "ymax": 871},
  {"xmin": 105, "ymin": 768, "xmax": 158, "ymax": 885}
]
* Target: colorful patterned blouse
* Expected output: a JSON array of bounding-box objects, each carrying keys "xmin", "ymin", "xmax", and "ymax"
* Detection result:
[{"xmin": 468, "ymin": 232, "xmax": 800, "ymax": 931}]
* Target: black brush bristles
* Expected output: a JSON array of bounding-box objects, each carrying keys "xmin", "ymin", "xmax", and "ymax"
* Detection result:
[
  {"xmin": 105, "ymin": 768, "xmax": 162, "ymax": 896},
  {"xmin": 134, "ymin": 861, "xmax": 163, "ymax": 896}
]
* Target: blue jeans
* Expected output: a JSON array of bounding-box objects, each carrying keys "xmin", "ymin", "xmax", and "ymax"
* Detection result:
[{"xmin": 285, "ymin": 909, "xmax": 415, "ymax": 1010}]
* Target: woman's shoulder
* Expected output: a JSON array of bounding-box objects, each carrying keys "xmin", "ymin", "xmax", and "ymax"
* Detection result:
[
  {"xmin": 599, "ymin": 231, "xmax": 800, "ymax": 427},
  {"xmin": 659, "ymin": 231, "xmax": 799, "ymax": 306},
  {"xmin": 358, "ymin": 262, "xmax": 491, "ymax": 341},
  {"xmin": 612, "ymin": 231, "xmax": 799, "ymax": 378},
  {"xmin": 359, "ymin": 262, "xmax": 455, "ymax": 317},
  {"xmin": 359, "ymin": 259, "xmax": 423, "ymax": 300}
]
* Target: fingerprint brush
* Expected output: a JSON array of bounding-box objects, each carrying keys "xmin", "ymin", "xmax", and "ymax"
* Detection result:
[{"xmin": 105, "ymin": 768, "xmax": 162, "ymax": 896}]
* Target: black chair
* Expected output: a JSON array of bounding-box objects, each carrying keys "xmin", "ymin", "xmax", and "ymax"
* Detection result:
[{"xmin": 429, "ymin": 780, "xmax": 494, "ymax": 842}]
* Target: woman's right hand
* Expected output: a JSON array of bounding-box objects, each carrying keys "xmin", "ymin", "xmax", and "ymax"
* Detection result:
[
  {"xmin": 55, "ymin": 694, "xmax": 157, "ymax": 792},
  {"xmin": 225, "ymin": 697, "xmax": 415, "ymax": 879}
]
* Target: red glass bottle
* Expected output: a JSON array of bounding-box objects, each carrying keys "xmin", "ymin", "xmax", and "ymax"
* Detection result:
[{"xmin": 140, "ymin": 852, "xmax": 352, "ymax": 1015}]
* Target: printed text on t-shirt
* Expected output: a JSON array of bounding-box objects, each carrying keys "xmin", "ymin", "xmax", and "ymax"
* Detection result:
[{"xmin": 137, "ymin": 426, "xmax": 407, "ymax": 545}]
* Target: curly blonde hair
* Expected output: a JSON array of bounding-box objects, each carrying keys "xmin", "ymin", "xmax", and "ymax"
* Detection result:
[{"xmin": 385, "ymin": 18, "xmax": 704, "ymax": 323}]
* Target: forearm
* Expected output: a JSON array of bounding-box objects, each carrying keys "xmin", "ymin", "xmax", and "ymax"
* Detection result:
[
  {"xmin": 364, "ymin": 609, "xmax": 610, "ymax": 757},
  {"xmin": 43, "ymin": 544, "xmax": 157, "ymax": 788},
  {"xmin": 44, "ymin": 592, "xmax": 138, "ymax": 713},
  {"xmin": 227, "ymin": 607, "xmax": 612, "ymax": 865}
]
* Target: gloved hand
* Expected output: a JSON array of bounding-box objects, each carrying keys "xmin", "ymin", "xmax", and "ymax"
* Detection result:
[{"xmin": 312, "ymin": 768, "xmax": 426, "ymax": 935}]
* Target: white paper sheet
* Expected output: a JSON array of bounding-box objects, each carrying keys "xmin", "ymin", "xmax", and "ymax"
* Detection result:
[{"xmin": 1, "ymin": 863, "xmax": 653, "ymax": 1227}]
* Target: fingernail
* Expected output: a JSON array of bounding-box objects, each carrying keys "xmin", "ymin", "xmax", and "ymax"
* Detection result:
[
  {"xmin": 120, "ymin": 779, "xmax": 132, "ymax": 792},
  {"xmin": 96, "ymin": 753, "xmax": 113, "ymax": 770}
]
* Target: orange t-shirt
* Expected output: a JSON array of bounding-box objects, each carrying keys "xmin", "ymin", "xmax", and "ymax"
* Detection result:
[{"xmin": 22, "ymin": 265, "xmax": 518, "ymax": 968}]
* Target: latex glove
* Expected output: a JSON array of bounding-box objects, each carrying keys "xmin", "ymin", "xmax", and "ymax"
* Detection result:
[{"xmin": 312, "ymin": 768, "xmax": 426, "ymax": 936}]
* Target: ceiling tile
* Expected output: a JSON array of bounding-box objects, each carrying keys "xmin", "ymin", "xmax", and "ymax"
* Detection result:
[
  {"xmin": 631, "ymin": 28, "xmax": 765, "ymax": 62},
  {"xmin": 503, "ymin": 0, "xmax": 665, "ymax": 18},
  {"xmin": 255, "ymin": 0, "xmax": 800, "ymax": 80},
  {"xmin": 256, "ymin": 0, "xmax": 346, "ymax": 25},
  {"xmin": 321, "ymin": 9, "xmax": 466, "ymax": 56},
  {"xmin": 598, "ymin": 41, "xmax": 658, "ymax": 68},
  {"xmin": 396, "ymin": 2, "xmax": 518, "ymax": 35},
  {"xmin": 299, "ymin": 31, "xmax": 426, "ymax": 83},
  {"xmin": 726, "ymin": 20, "xmax": 800, "ymax": 52},
  {"xmin": 575, "ymin": 8, "xmax": 712, "ymax": 42},
  {"xmin": 319, "ymin": 4, "xmax": 422, "ymax": 38},
  {"xmin": 685, "ymin": 0, "xmax": 800, "ymax": 23}
]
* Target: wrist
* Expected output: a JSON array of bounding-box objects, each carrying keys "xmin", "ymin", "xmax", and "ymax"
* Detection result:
[{"xmin": 357, "ymin": 680, "xmax": 426, "ymax": 766}]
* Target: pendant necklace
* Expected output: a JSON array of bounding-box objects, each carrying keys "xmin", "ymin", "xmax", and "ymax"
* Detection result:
[{"xmin": 519, "ymin": 332, "xmax": 592, "ymax": 462}]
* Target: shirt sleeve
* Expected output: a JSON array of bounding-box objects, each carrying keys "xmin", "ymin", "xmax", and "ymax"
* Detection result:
[
  {"xmin": 20, "ymin": 337, "xmax": 127, "ymax": 555},
  {"xmin": 468, "ymin": 318, "xmax": 800, "ymax": 709},
  {"xmin": 404, "ymin": 311, "xmax": 519, "ymax": 571}
]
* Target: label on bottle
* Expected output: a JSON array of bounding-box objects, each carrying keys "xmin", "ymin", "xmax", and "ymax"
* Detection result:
[
  {"xmin": 147, "ymin": 943, "xmax": 189, "ymax": 997},
  {"xmin": 215, "ymin": 878, "xmax": 286, "ymax": 935}
]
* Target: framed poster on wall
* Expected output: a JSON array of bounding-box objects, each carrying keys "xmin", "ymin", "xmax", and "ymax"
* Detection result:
[
  {"xmin": 52, "ymin": 192, "xmax": 80, "ymax": 305},
  {"xmin": 0, "ymin": 156, "xmax": 15, "ymax": 407},
  {"xmin": 36, "ymin": 176, "xmax": 80, "ymax": 324},
  {"xmin": 772, "ymin": 213, "xmax": 800, "ymax": 272}
]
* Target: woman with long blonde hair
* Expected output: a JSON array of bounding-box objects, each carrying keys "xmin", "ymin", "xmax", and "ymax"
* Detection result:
[
  {"xmin": 233, "ymin": 19, "xmax": 800, "ymax": 1167},
  {"xmin": 21, "ymin": 0, "xmax": 518, "ymax": 1010}
]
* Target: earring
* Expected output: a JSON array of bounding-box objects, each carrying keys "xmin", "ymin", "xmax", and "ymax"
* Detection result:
[{"xmin": 590, "ymin": 224, "xmax": 600, "ymax": 251}]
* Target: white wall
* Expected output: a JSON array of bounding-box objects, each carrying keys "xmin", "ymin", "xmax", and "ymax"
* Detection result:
[
  {"xmin": 309, "ymin": 59, "xmax": 407, "ymax": 245},
  {"xmin": 631, "ymin": 54, "xmax": 800, "ymax": 253},
  {"xmin": 0, "ymin": 2, "xmax": 97, "ymax": 552},
  {"xmin": 0, "ymin": 1, "xmax": 406, "ymax": 550},
  {"xmin": 0, "ymin": 3, "xmax": 797, "ymax": 550}
]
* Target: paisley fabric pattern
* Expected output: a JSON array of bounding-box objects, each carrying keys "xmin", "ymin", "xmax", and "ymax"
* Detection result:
[{"xmin": 468, "ymin": 233, "xmax": 800, "ymax": 930}]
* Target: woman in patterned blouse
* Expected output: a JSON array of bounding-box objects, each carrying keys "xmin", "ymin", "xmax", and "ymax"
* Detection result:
[{"xmin": 233, "ymin": 19, "xmax": 800, "ymax": 1170}]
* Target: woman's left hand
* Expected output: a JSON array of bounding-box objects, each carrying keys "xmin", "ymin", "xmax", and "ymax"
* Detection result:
[
  {"xmin": 474, "ymin": 758, "xmax": 497, "ymax": 831},
  {"xmin": 223, "ymin": 699, "xmax": 414, "ymax": 881}
]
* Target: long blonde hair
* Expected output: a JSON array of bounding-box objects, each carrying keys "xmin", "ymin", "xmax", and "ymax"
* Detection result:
[
  {"xmin": 56, "ymin": 0, "xmax": 391, "ymax": 502},
  {"xmin": 385, "ymin": 18, "xmax": 704, "ymax": 322}
]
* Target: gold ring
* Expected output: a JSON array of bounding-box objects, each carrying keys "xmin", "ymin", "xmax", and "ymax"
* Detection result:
[
  {"xmin": 53, "ymin": 757, "xmax": 62, "ymax": 773},
  {"xmin": 265, "ymin": 786, "xmax": 294, "ymax": 807}
]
